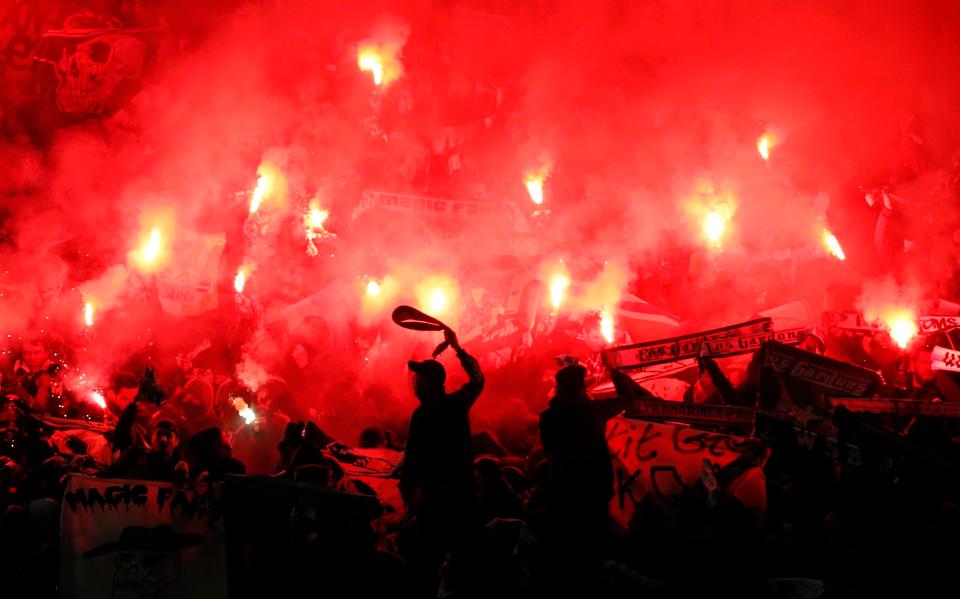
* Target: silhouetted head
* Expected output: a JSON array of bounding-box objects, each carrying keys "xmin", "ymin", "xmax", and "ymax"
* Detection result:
[{"xmin": 408, "ymin": 359, "xmax": 446, "ymax": 399}]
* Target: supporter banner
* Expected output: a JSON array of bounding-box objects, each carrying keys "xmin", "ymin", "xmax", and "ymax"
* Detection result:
[
  {"xmin": 920, "ymin": 316, "xmax": 960, "ymax": 335},
  {"xmin": 603, "ymin": 317, "xmax": 810, "ymax": 370},
  {"xmin": 625, "ymin": 400, "xmax": 755, "ymax": 426},
  {"xmin": 822, "ymin": 310, "xmax": 883, "ymax": 333},
  {"xmin": 61, "ymin": 474, "xmax": 227, "ymax": 599},
  {"xmin": 607, "ymin": 417, "xmax": 767, "ymax": 530},
  {"xmin": 764, "ymin": 341, "xmax": 882, "ymax": 397},
  {"xmin": 932, "ymin": 344, "xmax": 960, "ymax": 373},
  {"xmin": 156, "ymin": 230, "xmax": 226, "ymax": 318},
  {"xmin": 824, "ymin": 312, "xmax": 960, "ymax": 336},
  {"xmin": 754, "ymin": 411, "xmax": 862, "ymax": 468},
  {"xmin": 830, "ymin": 397, "xmax": 960, "ymax": 418}
]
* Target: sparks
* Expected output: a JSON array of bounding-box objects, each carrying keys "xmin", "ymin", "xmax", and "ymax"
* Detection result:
[
  {"xmin": 89, "ymin": 391, "xmax": 106, "ymax": 410},
  {"xmin": 249, "ymin": 175, "xmax": 269, "ymax": 213},
  {"xmin": 83, "ymin": 302, "xmax": 94, "ymax": 327},
  {"xmin": 600, "ymin": 309, "xmax": 616, "ymax": 344},
  {"xmin": 703, "ymin": 210, "xmax": 727, "ymax": 245},
  {"xmin": 366, "ymin": 279, "xmax": 381, "ymax": 297},
  {"xmin": 549, "ymin": 273, "xmax": 570, "ymax": 310},
  {"xmin": 757, "ymin": 134, "xmax": 771, "ymax": 160},
  {"xmin": 525, "ymin": 175, "xmax": 544, "ymax": 205},
  {"xmin": 234, "ymin": 268, "xmax": 247, "ymax": 293},
  {"xmin": 822, "ymin": 228, "xmax": 846, "ymax": 261}
]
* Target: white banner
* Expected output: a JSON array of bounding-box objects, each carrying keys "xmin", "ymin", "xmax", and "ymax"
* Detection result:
[
  {"xmin": 931, "ymin": 345, "xmax": 960, "ymax": 373},
  {"xmin": 60, "ymin": 475, "xmax": 227, "ymax": 599},
  {"xmin": 156, "ymin": 230, "xmax": 225, "ymax": 317}
]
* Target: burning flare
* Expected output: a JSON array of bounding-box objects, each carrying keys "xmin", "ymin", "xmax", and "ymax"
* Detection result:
[
  {"xmin": 702, "ymin": 209, "xmax": 728, "ymax": 245},
  {"xmin": 84, "ymin": 301, "xmax": 94, "ymax": 327},
  {"xmin": 525, "ymin": 175, "xmax": 544, "ymax": 205},
  {"xmin": 549, "ymin": 273, "xmax": 570, "ymax": 310},
  {"xmin": 757, "ymin": 135, "xmax": 771, "ymax": 160},
  {"xmin": 357, "ymin": 48, "xmax": 384, "ymax": 85},
  {"xmin": 822, "ymin": 228, "xmax": 846, "ymax": 261},
  {"xmin": 883, "ymin": 309, "xmax": 918, "ymax": 349},
  {"xmin": 234, "ymin": 268, "xmax": 248, "ymax": 293},
  {"xmin": 428, "ymin": 288, "xmax": 447, "ymax": 314},
  {"xmin": 249, "ymin": 175, "xmax": 269, "ymax": 213},
  {"xmin": 600, "ymin": 309, "xmax": 616, "ymax": 344},
  {"xmin": 366, "ymin": 279, "xmax": 381, "ymax": 297},
  {"xmin": 357, "ymin": 40, "xmax": 405, "ymax": 87},
  {"xmin": 129, "ymin": 221, "xmax": 171, "ymax": 273},
  {"xmin": 232, "ymin": 397, "xmax": 256, "ymax": 425},
  {"xmin": 89, "ymin": 391, "xmax": 106, "ymax": 410}
]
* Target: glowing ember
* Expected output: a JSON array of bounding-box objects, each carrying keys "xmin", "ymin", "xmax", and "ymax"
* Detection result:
[
  {"xmin": 428, "ymin": 288, "xmax": 447, "ymax": 314},
  {"xmin": 232, "ymin": 397, "xmax": 256, "ymax": 425},
  {"xmin": 249, "ymin": 175, "xmax": 269, "ymax": 213},
  {"xmin": 234, "ymin": 268, "xmax": 247, "ymax": 293},
  {"xmin": 366, "ymin": 279, "xmax": 381, "ymax": 297},
  {"xmin": 757, "ymin": 134, "xmax": 771, "ymax": 160},
  {"xmin": 600, "ymin": 309, "xmax": 615, "ymax": 344},
  {"xmin": 357, "ymin": 47, "xmax": 384, "ymax": 85},
  {"xmin": 549, "ymin": 273, "xmax": 570, "ymax": 310},
  {"xmin": 703, "ymin": 209, "xmax": 727, "ymax": 244},
  {"xmin": 525, "ymin": 175, "xmax": 545, "ymax": 205},
  {"xmin": 89, "ymin": 391, "xmax": 106, "ymax": 410},
  {"xmin": 822, "ymin": 228, "xmax": 846, "ymax": 261},
  {"xmin": 84, "ymin": 301, "xmax": 94, "ymax": 327}
]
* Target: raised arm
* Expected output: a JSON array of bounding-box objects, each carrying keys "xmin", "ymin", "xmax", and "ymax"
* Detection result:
[{"xmin": 445, "ymin": 329, "xmax": 485, "ymax": 408}]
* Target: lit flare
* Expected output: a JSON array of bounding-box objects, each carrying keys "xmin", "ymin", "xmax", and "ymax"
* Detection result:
[
  {"xmin": 757, "ymin": 134, "xmax": 772, "ymax": 161},
  {"xmin": 600, "ymin": 309, "xmax": 615, "ymax": 344},
  {"xmin": 90, "ymin": 391, "xmax": 106, "ymax": 410},
  {"xmin": 883, "ymin": 310, "xmax": 918, "ymax": 349},
  {"xmin": 822, "ymin": 229, "xmax": 846, "ymax": 261},
  {"xmin": 549, "ymin": 274, "xmax": 570, "ymax": 310},
  {"xmin": 84, "ymin": 302, "xmax": 94, "ymax": 327},
  {"xmin": 232, "ymin": 397, "xmax": 256, "ymax": 425},
  {"xmin": 366, "ymin": 280, "xmax": 381, "ymax": 297},
  {"xmin": 234, "ymin": 268, "xmax": 247, "ymax": 293}
]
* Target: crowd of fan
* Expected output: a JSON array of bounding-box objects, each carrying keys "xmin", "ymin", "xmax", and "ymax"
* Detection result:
[{"xmin": 2, "ymin": 328, "xmax": 960, "ymax": 599}]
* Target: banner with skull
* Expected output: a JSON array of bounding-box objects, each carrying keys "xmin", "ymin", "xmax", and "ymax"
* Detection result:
[
  {"xmin": 35, "ymin": 13, "xmax": 159, "ymax": 116},
  {"xmin": 60, "ymin": 474, "xmax": 227, "ymax": 599}
]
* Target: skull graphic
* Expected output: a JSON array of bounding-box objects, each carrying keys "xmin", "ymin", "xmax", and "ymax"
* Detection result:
[{"xmin": 55, "ymin": 34, "xmax": 147, "ymax": 115}]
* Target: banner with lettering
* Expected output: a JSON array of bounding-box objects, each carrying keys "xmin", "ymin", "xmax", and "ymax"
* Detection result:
[
  {"xmin": 764, "ymin": 341, "xmax": 883, "ymax": 397},
  {"xmin": 60, "ymin": 475, "xmax": 227, "ymax": 599},
  {"xmin": 931, "ymin": 345, "xmax": 960, "ymax": 372},
  {"xmin": 606, "ymin": 417, "xmax": 767, "ymax": 531},
  {"xmin": 603, "ymin": 317, "xmax": 810, "ymax": 370}
]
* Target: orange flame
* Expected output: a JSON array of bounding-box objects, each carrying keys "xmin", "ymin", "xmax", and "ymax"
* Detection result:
[
  {"xmin": 234, "ymin": 267, "xmax": 247, "ymax": 293},
  {"xmin": 357, "ymin": 43, "xmax": 403, "ymax": 87},
  {"xmin": 525, "ymin": 175, "xmax": 544, "ymax": 205},
  {"xmin": 702, "ymin": 209, "xmax": 728, "ymax": 245},
  {"xmin": 600, "ymin": 308, "xmax": 616, "ymax": 344},
  {"xmin": 416, "ymin": 276, "xmax": 458, "ymax": 317},
  {"xmin": 757, "ymin": 134, "xmax": 771, "ymax": 160},
  {"xmin": 549, "ymin": 273, "xmax": 570, "ymax": 310},
  {"xmin": 366, "ymin": 279, "xmax": 381, "ymax": 297},
  {"xmin": 232, "ymin": 397, "xmax": 256, "ymax": 425},
  {"xmin": 822, "ymin": 228, "xmax": 846, "ymax": 261},
  {"xmin": 249, "ymin": 175, "xmax": 269, "ymax": 213},
  {"xmin": 129, "ymin": 219, "xmax": 171, "ymax": 273},
  {"xmin": 90, "ymin": 391, "xmax": 106, "ymax": 410},
  {"xmin": 84, "ymin": 301, "xmax": 94, "ymax": 327},
  {"xmin": 883, "ymin": 310, "xmax": 918, "ymax": 349}
]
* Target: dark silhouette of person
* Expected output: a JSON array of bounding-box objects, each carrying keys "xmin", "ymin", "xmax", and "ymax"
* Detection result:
[
  {"xmin": 400, "ymin": 328, "xmax": 484, "ymax": 513},
  {"xmin": 398, "ymin": 328, "xmax": 483, "ymax": 593},
  {"xmin": 538, "ymin": 363, "xmax": 630, "ymax": 563}
]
